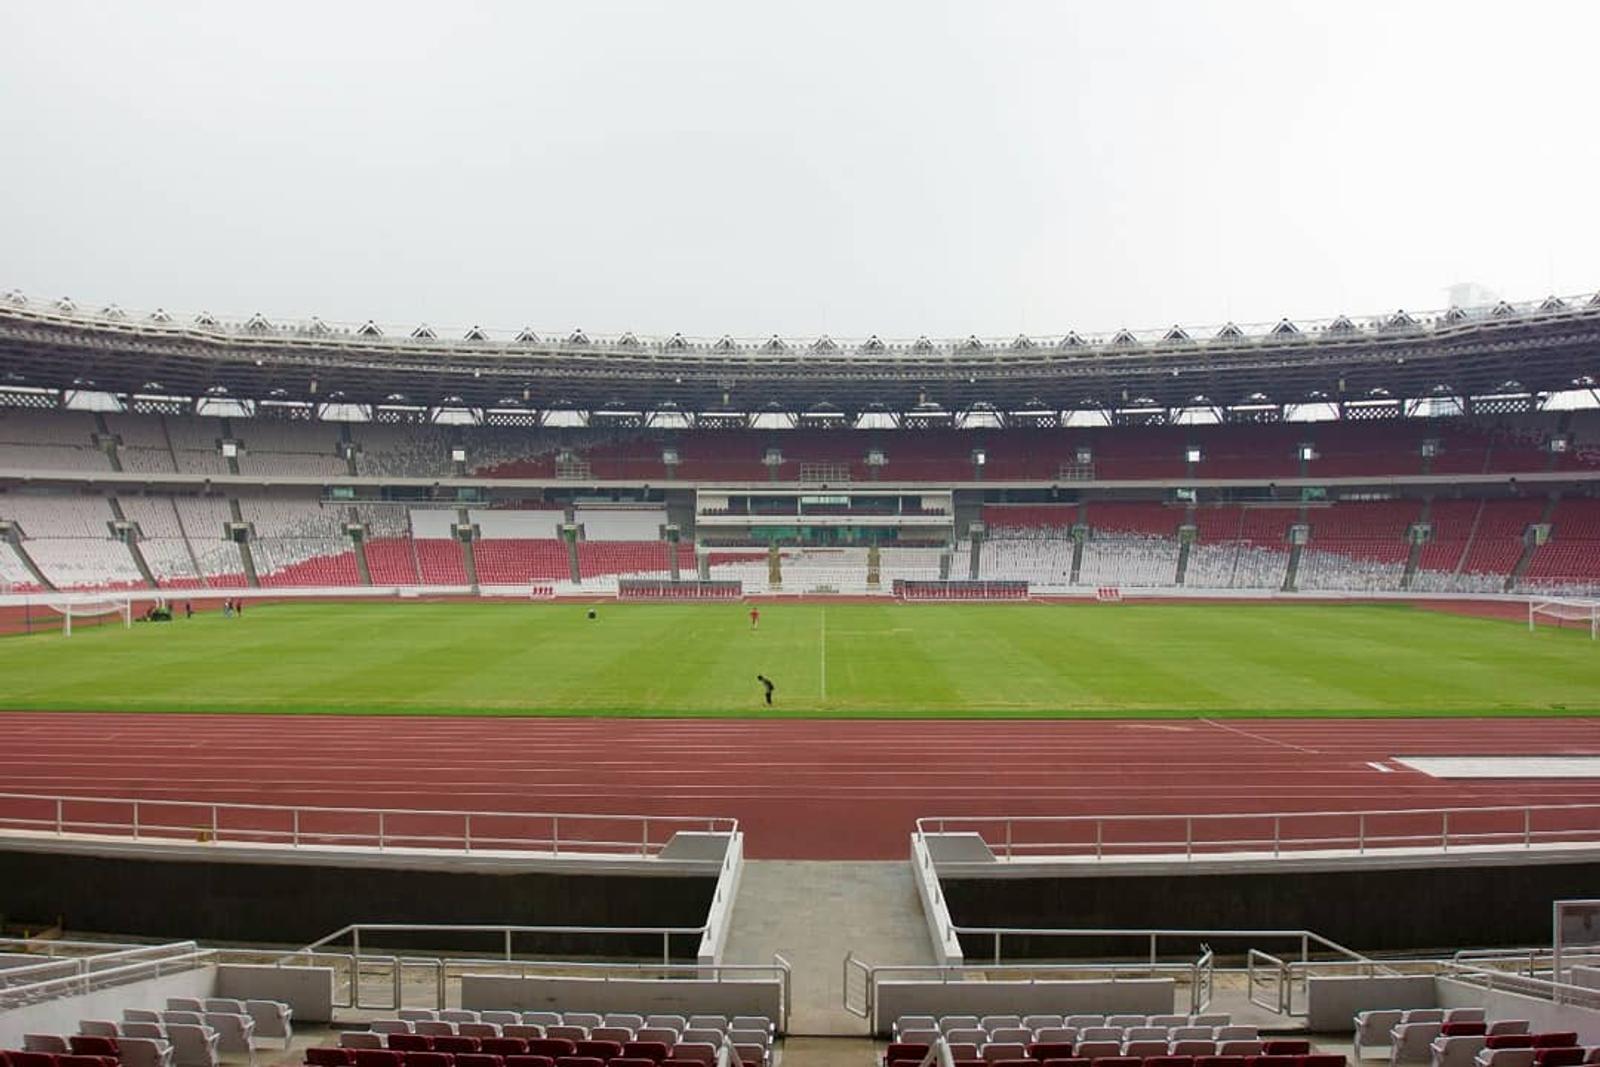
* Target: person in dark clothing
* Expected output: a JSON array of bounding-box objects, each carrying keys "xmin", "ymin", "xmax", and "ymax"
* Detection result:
[
  {"xmin": 756, "ymin": 674, "xmax": 775, "ymax": 706},
  {"xmin": 184, "ymin": 601, "xmax": 193, "ymax": 619}
]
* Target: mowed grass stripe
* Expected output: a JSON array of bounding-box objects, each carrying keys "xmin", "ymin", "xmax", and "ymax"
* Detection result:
[{"xmin": 0, "ymin": 601, "xmax": 1595, "ymax": 718}]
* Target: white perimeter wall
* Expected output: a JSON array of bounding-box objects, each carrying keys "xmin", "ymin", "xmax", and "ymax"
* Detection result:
[
  {"xmin": 460, "ymin": 974, "xmax": 781, "ymax": 1023},
  {"xmin": 0, "ymin": 966, "xmax": 215, "ymax": 1049},
  {"xmin": 874, "ymin": 977, "xmax": 1174, "ymax": 1035}
]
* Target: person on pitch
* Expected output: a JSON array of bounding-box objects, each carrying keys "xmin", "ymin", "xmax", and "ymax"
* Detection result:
[
  {"xmin": 756, "ymin": 674, "xmax": 775, "ymax": 706},
  {"xmin": 749, "ymin": 604, "xmax": 760, "ymax": 631}
]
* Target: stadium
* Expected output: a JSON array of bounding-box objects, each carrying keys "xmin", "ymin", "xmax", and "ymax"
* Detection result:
[{"xmin": 6, "ymin": 4, "xmax": 1600, "ymax": 1067}]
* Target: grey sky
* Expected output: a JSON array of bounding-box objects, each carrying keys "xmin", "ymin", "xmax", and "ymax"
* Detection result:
[{"xmin": 2, "ymin": 1, "xmax": 1596, "ymax": 340}]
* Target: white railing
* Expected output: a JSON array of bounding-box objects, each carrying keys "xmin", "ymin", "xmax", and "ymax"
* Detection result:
[
  {"xmin": 0, "ymin": 791, "xmax": 737, "ymax": 857},
  {"xmin": 0, "ymin": 943, "xmax": 212, "ymax": 1010},
  {"xmin": 917, "ymin": 803, "xmax": 1600, "ymax": 861},
  {"xmin": 843, "ymin": 955, "xmax": 1220, "ymax": 1029}
]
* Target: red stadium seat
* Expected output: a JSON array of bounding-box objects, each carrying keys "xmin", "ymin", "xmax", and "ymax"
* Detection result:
[
  {"xmin": 884, "ymin": 1045, "xmax": 930, "ymax": 1065},
  {"xmin": 1198, "ymin": 1059, "xmax": 1249, "ymax": 1067},
  {"xmin": 307, "ymin": 1050, "xmax": 358, "ymax": 1066},
  {"xmin": 1263, "ymin": 1043, "xmax": 1311, "ymax": 1056},
  {"xmin": 1488, "ymin": 1038, "xmax": 1534, "ymax": 1050},
  {"xmin": 402, "ymin": 1054, "xmax": 453, "ymax": 1067},
  {"xmin": 1535, "ymin": 1050, "xmax": 1584, "ymax": 1067},
  {"xmin": 524, "ymin": 1043, "xmax": 577, "ymax": 1061},
  {"xmin": 66, "ymin": 1041, "xmax": 116, "ymax": 1059},
  {"xmin": 388, "ymin": 1036, "xmax": 434, "ymax": 1052},
  {"xmin": 1442, "ymin": 1026, "xmax": 1488, "ymax": 1038},
  {"xmin": 434, "ymin": 1038, "xmax": 482, "ymax": 1055},
  {"xmin": 456, "ymin": 1055, "xmax": 505, "ymax": 1067},
  {"xmin": 573, "ymin": 1042, "xmax": 622, "ymax": 1062},
  {"xmin": 1533, "ymin": 1037, "xmax": 1579, "ymax": 1050},
  {"xmin": 504, "ymin": 1058, "xmax": 556, "ymax": 1067},
  {"xmin": 620, "ymin": 1044, "xmax": 670, "ymax": 1064},
  {"xmin": 1028, "ymin": 1046, "xmax": 1079, "ymax": 1061},
  {"xmin": 355, "ymin": 1051, "xmax": 404, "ymax": 1067},
  {"xmin": 481, "ymin": 1042, "xmax": 528, "ymax": 1058},
  {"xmin": 1297, "ymin": 1056, "xmax": 1347, "ymax": 1067}
]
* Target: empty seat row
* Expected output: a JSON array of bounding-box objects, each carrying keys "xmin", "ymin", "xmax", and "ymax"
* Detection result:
[
  {"xmin": 885, "ymin": 1044, "xmax": 1308, "ymax": 1067},
  {"xmin": 897, "ymin": 1016, "xmax": 1233, "ymax": 1039},
  {"xmin": 355, "ymin": 1026, "xmax": 766, "ymax": 1051},
  {"xmin": 376, "ymin": 1014, "xmax": 763, "ymax": 1037},
  {"xmin": 895, "ymin": 1032, "xmax": 1263, "ymax": 1055},
  {"xmin": 884, "ymin": 1052, "xmax": 1345, "ymax": 1067},
  {"xmin": 1352, "ymin": 1010, "xmax": 1520, "ymax": 1061},
  {"xmin": 15, "ymin": 1036, "xmax": 171, "ymax": 1067},
  {"xmin": 314, "ymin": 1045, "xmax": 753, "ymax": 1067}
]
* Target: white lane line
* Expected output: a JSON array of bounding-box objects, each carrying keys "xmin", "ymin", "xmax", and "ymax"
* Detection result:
[
  {"xmin": 1367, "ymin": 761, "xmax": 1394, "ymax": 773},
  {"xmin": 1200, "ymin": 717, "xmax": 1319, "ymax": 755}
]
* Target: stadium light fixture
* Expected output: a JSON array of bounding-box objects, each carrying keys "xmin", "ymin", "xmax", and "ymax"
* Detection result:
[
  {"xmin": 450, "ymin": 447, "xmax": 467, "ymax": 463},
  {"xmin": 1185, "ymin": 446, "xmax": 1202, "ymax": 463},
  {"xmin": 972, "ymin": 448, "xmax": 987, "ymax": 466}
]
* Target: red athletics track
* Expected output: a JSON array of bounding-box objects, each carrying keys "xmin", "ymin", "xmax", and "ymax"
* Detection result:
[{"xmin": 4, "ymin": 713, "xmax": 1600, "ymax": 859}]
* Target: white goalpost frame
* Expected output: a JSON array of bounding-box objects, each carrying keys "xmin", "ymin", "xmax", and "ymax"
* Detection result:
[
  {"xmin": 1528, "ymin": 597, "xmax": 1600, "ymax": 640},
  {"xmin": 46, "ymin": 597, "xmax": 134, "ymax": 636}
]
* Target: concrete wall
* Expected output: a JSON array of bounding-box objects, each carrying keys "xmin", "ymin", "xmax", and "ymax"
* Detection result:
[
  {"xmin": 874, "ymin": 978, "xmax": 1174, "ymax": 1035},
  {"xmin": 214, "ymin": 964, "xmax": 335, "ymax": 1023},
  {"xmin": 1304, "ymin": 975, "xmax": 1436, "ymax": 1032},
  {"xmin": 0, "ymin": 966, "xmax": 215, "ymax": 1049},
  {"xmin": 459, "ymin": 974, "xmax": 782, "ymax": 1027},
  {"xmin": 0, "ymin": 849, "xmax": 715, "ymax": 955},
  {"xmin": 910, "ymin": 837, "xmax": 963, "ymax": 966}
]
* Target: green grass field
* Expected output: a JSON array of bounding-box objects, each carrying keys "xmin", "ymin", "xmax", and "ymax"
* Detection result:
[{"xmin": 0, "ymin": 601, "xmax": 1596, "ymax": 718}]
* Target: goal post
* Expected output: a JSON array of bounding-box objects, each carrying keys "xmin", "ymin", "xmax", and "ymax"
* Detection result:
[
  {"xmin": 1529, "ymin": 597, "xmax": 1600, "ymax": 640},
  {"xmin": 46, "ymin": 597, "xmax": 134, "ymax": 637}
]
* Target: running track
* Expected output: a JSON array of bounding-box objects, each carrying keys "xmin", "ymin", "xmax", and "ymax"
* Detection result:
[{"xmin": 5, "ymin": 713, "xmax": 1600, "ymax": 858}]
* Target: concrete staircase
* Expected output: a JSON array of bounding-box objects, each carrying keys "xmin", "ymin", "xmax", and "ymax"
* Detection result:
[{"xmin": 722, "ymin": 861, "xmax": 934, "ymax": 1038}]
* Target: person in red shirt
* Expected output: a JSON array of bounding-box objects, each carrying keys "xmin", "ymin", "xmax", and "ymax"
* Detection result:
[{"xmin": 749, "ymin": 605, "xmax": 760, "ymax": 631}]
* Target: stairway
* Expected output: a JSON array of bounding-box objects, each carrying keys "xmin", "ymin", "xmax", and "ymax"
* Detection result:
[
  {"xmin": 456, "ymin": 507, "xmax": 479, "ymax": 587},
  {"xmin": 220, "ymin": 418, "xmax": 240, "ymax": 475},
  {"xmin": 1505, "ymin": 494, "xmax": 1562, "ymax": 592},
  {"xmin": 1400, "ymin": 499, "xmax": 1431, "ymax": 590},
  {"xmin": 94, "ymin": 413, "xmax": 123, "ymax": 472},
  {"xmin": 1450, "ymin": 498, "xmax": 1487, "ymax": 580},
  {"xmin": 347, "ymin": 507, "xmax": 373, "ymax": 586},
  {"xmin": 721, "ymin": 861, "xmax": 933, "ymax": 1037},
  {"xmin": 108, "ymin": 497, "xmax": 158, "ymax": 589},
  {"xmin": 229, "ymin": 498, "xmax": 261, "ymax": 587},
  {"xmin": 8, "ymin": 538, "xmax": 56, "ymax": 592},
  {"xmin": 1174, "ymin": 504, "xmax": 1196, "ymax": 585}
]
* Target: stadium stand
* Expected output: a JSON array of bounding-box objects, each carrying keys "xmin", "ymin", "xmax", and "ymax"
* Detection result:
[
  {"xmin": 0, "ymin": 410, "xmax": 109, "ymax": 473},
  {"xmin": 1520, "ymin": 497, "xmax": 1600, "ymax": 594}
]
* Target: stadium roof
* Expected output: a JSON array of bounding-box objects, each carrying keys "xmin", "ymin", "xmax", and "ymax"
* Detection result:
[{"xmin": 1, "ymin": 288, "xmax": 1598, "ymax": 421}]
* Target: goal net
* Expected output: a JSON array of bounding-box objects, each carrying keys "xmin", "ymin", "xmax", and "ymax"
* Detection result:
[
  {"xmin": 1529, "ymin": 597, "xmax": 1600, "ymax": 640},
  {"xmin": 46, "ymin": 597, "xmax": 133, "ymax": 636}
]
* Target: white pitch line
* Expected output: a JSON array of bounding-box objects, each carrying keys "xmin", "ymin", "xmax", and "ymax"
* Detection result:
[
  {"xmin": 1367, "ymin": 760, "xmax": 1394, "ymax": 773},
  {"xmin": 819, "ymin": 606, "xmax": 827, "ymax": 701}
]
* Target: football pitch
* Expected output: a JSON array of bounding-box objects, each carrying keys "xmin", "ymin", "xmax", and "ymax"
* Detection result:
[{"xmin": 1, "ymin": 600, "xmax": 1596, "ymax": 718}]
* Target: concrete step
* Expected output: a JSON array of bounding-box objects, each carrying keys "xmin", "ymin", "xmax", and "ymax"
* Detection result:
[{"xmin": 723, "ymin": 861, "xmax": 934, "ymax": 1037}]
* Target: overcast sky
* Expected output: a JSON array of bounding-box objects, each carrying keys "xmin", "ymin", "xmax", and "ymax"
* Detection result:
[{"xmin": 2, "ymin": 1, "xmax": 1597, "ymax": 341}]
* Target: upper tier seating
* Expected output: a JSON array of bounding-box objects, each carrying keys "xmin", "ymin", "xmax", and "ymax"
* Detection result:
[{"xmin": 0, "ymin": 411, "xmax": 109, "ymax": 472}]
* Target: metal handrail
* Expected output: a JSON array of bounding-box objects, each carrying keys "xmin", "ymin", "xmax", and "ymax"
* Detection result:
[
  {"xmin": 1247, "ymin": 949, "xmax": 1287, "ymax": 1013},
  {"xmin": 937, "ymin": 924, "xmax": 1371, "ymax": 969},
  {"xmin": 918, "ymin": 803, "xmax": 1600, "ymax": 860},
  {"xmin": 0, "ymin": 945, "xmax": 213, "ymax": 1009},
  {"xmin": 0, "ymin": 790, "xmax": 736, "ymax": 856},
  {"xmin": 305, "ymin": 922, "xmax": 714, "ymax": 968}
]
